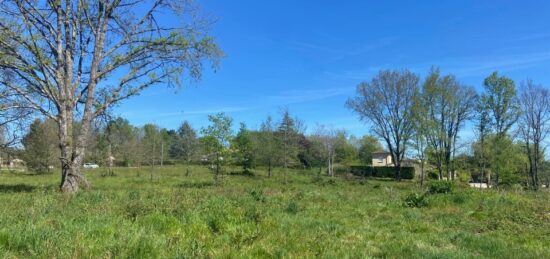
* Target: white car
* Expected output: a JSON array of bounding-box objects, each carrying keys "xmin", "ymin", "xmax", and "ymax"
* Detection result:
[{"xmin": 83, "ymin": 163, "xmax": 99, "ymax": 169}]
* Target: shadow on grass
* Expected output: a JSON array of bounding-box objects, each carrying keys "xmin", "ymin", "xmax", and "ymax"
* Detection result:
[
  {"xmin": 0, "ymin": 184, "xmax": 36, "ymax": 193},
  {"xmin": 228, "ymin": 171, "xmax": 255, "ymax": 177},
  {"xmin": 177, "ymin": 181, "xmax": 215, "ymax": 189}
]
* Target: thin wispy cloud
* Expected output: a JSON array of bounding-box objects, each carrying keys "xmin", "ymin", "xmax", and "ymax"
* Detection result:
[
  {"xmin": 289, "ymin": 41, "xmax": 336, "ymax": 53},
  {"xmin": 266, "ymin": 87, "xmax": 354, "ymax": 104},
  {"xmin": 122, "ymin": 106, "xmax": 254, "ymax": 121},
  {"xmin": 328, "ymin": 50, "xmax": 550, "ymax": 80},
  {"xmin": 288, "ymin": 36, "xmax": 398, "ymax": 62},
  {"xmin": 181, "ymin": 106, "xmax": 254, "ymax": 115},
  {"xmin": 507, "ymin": 32, "xmax": 550, "ymax": 43},
  {"xmin": 436, "ymin": 51, "xmax": 550, "ymax": 77},
  {"xmin": 324, "ymin": 65, "xmax": 391, "ymax": 81},
  {"xmin": 331, "ymin": 37, "xmax": 398, "ymax": 61}
]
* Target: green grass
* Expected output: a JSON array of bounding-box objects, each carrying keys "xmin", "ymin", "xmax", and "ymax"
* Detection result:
[{"xmin": 0, "ymin": 166, "xmax": 549, "ymax": 258}]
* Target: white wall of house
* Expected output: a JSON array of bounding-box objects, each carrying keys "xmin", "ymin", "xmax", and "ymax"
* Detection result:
[{"xmin": 372, "ymin": 153, "xmax": 392, "ymax": 167}]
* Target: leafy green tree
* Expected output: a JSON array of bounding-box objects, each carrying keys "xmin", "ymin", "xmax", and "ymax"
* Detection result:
[
  {"xmin": 106, "ymin": 118, "xmax": 139, "ymax": 167},
  {"xmin": 232, "ymin": 123, "xmax": 255, "ymax": 173},
  {"xmin": 141, "ymin": 124, "xmax": 162, "ymax": 180},
  {"xmin": 411, "ymin": 92, "xmax": 430, "ymax": 186},
  {"xmin": 276, "ymin": 109, "xmax": 302, "ymax": 181},
  {"xmin": 334, "ymin": 132, "xmax": 358, "ymax": 167},
  {"xmin": 170, "ymin": 121, "xmax": 199, "ymax": 175},
  {"xmin": 201, "ymin": 112, "xmax": 233, "ymax": 181},
  {"xmin": 482, "ymin": 72, "xmax": 521, "ymax": 186},
  {"xmin": 22, "ymin": 119, "xmax": 59, "ymax": 173},
  {"xmin": 483, "ymin": 72, "xmax": 521, "ymax": 136},
  {"xmin": 473, "ymin": 97, "xmax": 492, "ymax": 184},
  {"xmin": 85, "ymin": 123, "xmax": 109, "ymax": 166},
  {"xmin": 357, "ymin": 135, "xmax": 382, "ymax": 165},
  {"xmin": 159, "ymin": 128, "xmax": 172, "ymax": 167},
  {"xmin": 258, "ymin": 115, "xmax": 277, "ymax": 177},
  {"xmin": 303, "ymin": 136, "xmax": 326, "ymax": 175},
  {"xmin": 486, "ymin": 135, "xmax": 527, "ymax": 186}
]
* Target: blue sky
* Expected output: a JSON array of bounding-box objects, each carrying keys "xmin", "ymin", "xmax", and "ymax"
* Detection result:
[{"xmin": 115, "ymin": 0, "xmax": 550, "ymax": 139}]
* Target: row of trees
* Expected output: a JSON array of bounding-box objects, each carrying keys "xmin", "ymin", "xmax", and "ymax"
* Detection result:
[
  {"xmin": 347, "ymin": 69, "xmax": 550, "ymax": 190},
  {"xmin": 21, "ymin": 109, "xmax": 383, "ymax": 178}
]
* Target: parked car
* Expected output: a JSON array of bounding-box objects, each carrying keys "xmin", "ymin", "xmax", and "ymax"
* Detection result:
[{"xmin": 83, "ymin": 163, "xmax": 99, "ymax": 169}]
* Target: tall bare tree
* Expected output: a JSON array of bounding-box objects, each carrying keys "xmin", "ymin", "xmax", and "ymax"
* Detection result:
[
  {"xmin": 0, "ymin": 79, "xmax": 33, "ymax": 153},
  {"xmin": 313, "ymin": 124, "xmax": 339, "ymax": 177},
  {"xmin": 347, "ymin": 70, "xmax": 419, "ymax": 180},
  {"xmin": 0, "ymin": 0, "xmax": 221, "ymax": 192},
  {"xmin": 518, "ymin": 80, "xmax": 550, "ymax": 190}
]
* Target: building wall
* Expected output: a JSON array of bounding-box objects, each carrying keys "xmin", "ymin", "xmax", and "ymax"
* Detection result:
[{"xmin": 372, "ymin": 154, "xmax": 392, "ymax": 167}]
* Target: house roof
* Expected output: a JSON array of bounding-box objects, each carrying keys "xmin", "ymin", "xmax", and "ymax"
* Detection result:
[{"xmin": 372, "ymin": 150, "xmax": 391, "ymax": 155}]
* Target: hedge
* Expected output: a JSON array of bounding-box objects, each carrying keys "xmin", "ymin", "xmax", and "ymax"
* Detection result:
[{"xmin": 349, "ymin": 165, "xmax": 414, "ymax": 179}]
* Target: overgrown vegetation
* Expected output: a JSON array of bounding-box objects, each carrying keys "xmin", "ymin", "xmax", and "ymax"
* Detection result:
[{"xmin": 0, "ymin": 166, "xmax": 548, "ymax": 258}]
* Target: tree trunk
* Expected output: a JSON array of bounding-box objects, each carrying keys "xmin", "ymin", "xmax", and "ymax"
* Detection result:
[
  {"xmin": 160, "ymin": 142, "xmax": 164, "ymax": 167},
  {"xmin": 108, "ymin": 143, "xmax": 113, "ymax": 176},
  {"xmin": 60, "ymin": 161, "xmax": 88, "ymax": 192},
  {"xmin": 420, "ymin": 160, "xmax": 425, "ymax": 187},
  {"xmin": 394, "ymin": 164, "xmax": 402, "ymax": 181},
  {"xmin": 267, "ymin": 159, "xmax": 272, "ymax": 178},
  {"xmin": 57, "ymin": 110, "xmax": 89, "ymax": 192}
]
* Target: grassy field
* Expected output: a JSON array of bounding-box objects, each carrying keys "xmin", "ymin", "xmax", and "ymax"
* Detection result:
[{"xmin": 0, "ymin": 166, "xmax": 549, "ymax": 258}]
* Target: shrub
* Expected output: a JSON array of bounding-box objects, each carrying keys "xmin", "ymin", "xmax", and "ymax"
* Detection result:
[
  {"xmin": 427, "ymin": 171, "xmax": 439, "ymax": 180},
  {"xmin": 403, "ymin": 193, "xmax": 428, "ymax": 208},
  {"xmin": 324, "ymin": 178, "xmax": 337, "ymax": 186},
  {"xmin": 248, "ymin": 189, "xmax": 266, "ymax": 202},
  {"xmin": 428, "ymin": 181, "xmax": 453, "ymax": 194},
  {"xmin": 285, "ymin": 201, "xmax": 299, "ymax": 214},
  {"xmin": 125, "ymin": 200, "xmax": 152, "ymax": 220},
  {"xmin": 332, "ymin": 165, "xmax": 349, "ymax": 175},
  {"xmin": 349, "ymin": 166, "xmax": 415, "ymax": 179},
  {"xmin": 229, "ymin": 170, "xmax": 255, "ymax": 176},
  {"xmin": 457, "ymin": 171, "xmax": 471, "ymax": 183},
  {"xmin": 206, "ymin": 217, "xmax": 222, "ymax": 233},
  {"xmin": 244, "ymin": 205, "xmax": 263, "ymax": 224},
  {"xmin": 450, "ymin": 192, "xmax": 467, "ymax": 204}
]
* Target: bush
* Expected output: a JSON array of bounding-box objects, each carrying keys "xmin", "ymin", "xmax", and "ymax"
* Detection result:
[
  {"xmin": 349, "ymin": 165, "xmax": 372, "ymax": 177},
  {"xmin": 248, "ymin": 189, "xmax": 266, "ymax": 202},
  {"xmin": 427, "ymin": 171, "xmax": 439, "ymax": 180},
  {"xmin": 349, "ymin": 166, "xmax": 415, "ymax": 179},
  {"xmin": 285, "ymin": 201, "xmax": 299, "ymax": 214},
  {"xmin": 403, "ymin": 193, "xmax": 428, "ymax": 208},
  {"xmin": 457, "ymin": 171, "xmax": 471, "ymax": 183},
  {"xmin": 428, "ymin": 181, "xmax": 453, "ymax": 194},
  {"xmin": 332, "ymin": 165, "xmax": 349, "ymax": 175}
]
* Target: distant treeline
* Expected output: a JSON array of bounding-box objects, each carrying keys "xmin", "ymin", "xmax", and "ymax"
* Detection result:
[{"xmin": 19, "ymin": 109, "xmax": 383, "ymax": 177}]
